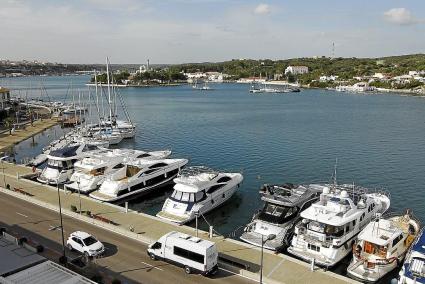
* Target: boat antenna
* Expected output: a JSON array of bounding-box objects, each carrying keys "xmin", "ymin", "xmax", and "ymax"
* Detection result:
[{"xmin": 333, "ymin": 158, "xmax": 338, "ymax": 187}]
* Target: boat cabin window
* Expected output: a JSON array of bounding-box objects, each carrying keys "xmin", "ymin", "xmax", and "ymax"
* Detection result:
[
  {"xmin": 126, "ymin": 165, "xmax": 140, "ymax": 177},
  {"xmin": 113, "ymin": 163, "xmax": 124, "ymax": 169},
  {"xmin": 392, "ymin": 234, "xmax": 403, "ymax": 247},
  {"xmin": 137, "ymin": 153, "xmax": 151, "ymax": 158},
  {"xmin": 206, "ymin": 184, "xmax": 223, "ymax": 194},
  {"xmin": 149, "ymin": 163, "xmax": 168, "ymax": 169},
  {"xmin": 171, "ymin": 190, "xmax": 206, "ymax": 203},
  {"xmin": 363, "ymin": 241, "xmax": 387, "ymax": 257},
  {"xmin": 258, "ymin": 204, "xmax": 298, "ymax": 224},
  {"xmin": 216, "ymin": 176, "xmax": 231, "ymax": 183},
  {"xmin": 90, "ymin": 167, "xmax": 106, "ymax": 176},
  {"xmin": 307, "ymin": 222, "xmax": 344, "ymax": 237}
]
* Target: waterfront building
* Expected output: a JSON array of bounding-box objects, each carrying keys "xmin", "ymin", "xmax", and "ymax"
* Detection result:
[
  {"xmin": 0, "ymin": 87, "xmax": 10, "ymax": 110},
  {"xmin": 285, "ymin": 66, "xmax": 309, "ymax": 75}
]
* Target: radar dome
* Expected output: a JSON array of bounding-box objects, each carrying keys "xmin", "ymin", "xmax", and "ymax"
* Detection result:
[
  {"xmin": 322, "ymin": 187, "xmax": 330, "ymax": 194},
  {"xmin": 340, "ymin": 190, "xmax": 349, "ymax": 198}
]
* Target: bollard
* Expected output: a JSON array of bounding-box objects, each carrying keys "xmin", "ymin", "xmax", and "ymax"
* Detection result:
[
  {"xmin": 125, "ymin": 202, "xmax": 128, "ymax": 213},
  {"xmin": 209, "ymin": 226, "xmax": 213, "ymax": 238},
  {"xmin": 310, "ymin": 258, "xmax": 315, "ymax": 271}
]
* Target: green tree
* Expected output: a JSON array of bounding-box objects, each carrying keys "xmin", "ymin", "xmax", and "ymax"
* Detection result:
[{"xmin": 4, "ymin": 117, "xmax": 15, "ymax": 135}]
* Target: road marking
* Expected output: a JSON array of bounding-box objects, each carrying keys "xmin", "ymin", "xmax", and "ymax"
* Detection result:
[
  {"xmin": 266, "ymin": 258, "xmax": 285, "ymax": 278},
  {"xmin": 218, "ymin": 267, "xmax": 259, "ymax": 283},
  {"xmin": 140, "ymin": 261, "xmax": 164, "ymax": 271},
  {"xmin": 16, "ymin": 212, "xmax": 28, "ymax": 218}
]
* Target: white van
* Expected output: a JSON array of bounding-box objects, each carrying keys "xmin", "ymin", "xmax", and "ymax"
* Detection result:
[{"xmin": 147, "ymin": 231, "xmax": 218, "ymax": 275}]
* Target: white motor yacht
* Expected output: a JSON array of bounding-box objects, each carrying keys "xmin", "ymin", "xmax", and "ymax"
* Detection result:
[
  {"xmin": 90, "ymin": 158, "xmax": 188, "ymax": 202},
  {"xmin": 347, "ymin": 211, "xmax": 420, "ymax": 282},
  {"xmin": 66, "ymin": 149, "xmax": 171, "ymax": 194},
  {"xmin": 398, "ymin": 228, "xmax": 425, "ymax": 284},
  {"xmin": 240, "ymin": 183, "xmax": 321, "ymax": 251},
  {"xmin": 287, "ymin": 184, "xmax": 390, "ymax": 268},
  {"xmin": 156, "ymin": 166, "xmax": 243, "ymax": 224},
  {"xmin": 37, "ymin": 142, "xmax": 103, "ymax": 185}
]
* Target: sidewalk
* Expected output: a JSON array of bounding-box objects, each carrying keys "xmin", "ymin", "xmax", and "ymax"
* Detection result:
[{"xmin": 0, "ymin": 163, "xmax": 358, "ymax": 284}]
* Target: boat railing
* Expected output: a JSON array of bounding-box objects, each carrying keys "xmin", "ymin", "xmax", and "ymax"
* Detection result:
[{"xmin": 178, "ymin": 166, "xmax": 219, "ymax": 178}]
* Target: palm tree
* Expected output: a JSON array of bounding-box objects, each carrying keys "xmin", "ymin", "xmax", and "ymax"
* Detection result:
[{"xmin": 4, "ymin": 117, "xmax": 15, "ymax": 135}]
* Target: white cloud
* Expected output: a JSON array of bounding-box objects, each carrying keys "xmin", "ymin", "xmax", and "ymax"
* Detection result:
[
  {"xmin": 253, "ymin": 3, "xmax": 271, "ymax": 15},
  {"xmin": 383, "ymin": 8, "xmax": 420, "ymax": 25}
]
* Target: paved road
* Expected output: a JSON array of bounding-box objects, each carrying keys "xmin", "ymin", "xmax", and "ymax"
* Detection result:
[{"xmin": 0, "ymin": 192, "xmax": 256, "ymax": 284}]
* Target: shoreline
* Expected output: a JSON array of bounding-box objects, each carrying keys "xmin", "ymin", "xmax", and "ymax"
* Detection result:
[{"xmin": 0, "ymin": 118, "xmax": 59, "ymax": 153}]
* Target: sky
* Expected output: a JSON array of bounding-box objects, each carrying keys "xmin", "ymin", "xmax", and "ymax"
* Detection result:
[{"xmin": 1, "ymin": 0, "xmax": 424, "ymax": 64}]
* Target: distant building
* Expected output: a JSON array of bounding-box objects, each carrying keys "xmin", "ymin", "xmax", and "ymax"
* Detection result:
[
  {"xmin": 0, "ymin": 87, "xmax": 10, "ymax": 109},
  {"xmin": 319, "ymin": 75, "xmax": 338, "ymax": 82},
  {"xmin": 285, "ymin": 66, "xmax": 309, "ymax": 75}
]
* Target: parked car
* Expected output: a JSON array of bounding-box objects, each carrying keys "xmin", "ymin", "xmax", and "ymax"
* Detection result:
[
  {"xmin": 147, "ymin": 231, "xmax": 218, "ymax": 276},
  {"xmin": 66, "ymin": 231, "xmax": 104, "ymax": 257}
]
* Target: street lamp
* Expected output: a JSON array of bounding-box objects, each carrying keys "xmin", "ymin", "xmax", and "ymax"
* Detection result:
[
  {"xmin": 260, "ymin": 234, "xmax": 276, "ymax": 284},
  {"xmin": 77, "ymin": 178, "xmax": 82, "ymax": 215},
  {"xmin": 56, "ymin": 170, "xmax": 66, "ymax": 263},
  {"xmin": 0, "ymin": 156, "xmax": 9, "ymax": 187}
]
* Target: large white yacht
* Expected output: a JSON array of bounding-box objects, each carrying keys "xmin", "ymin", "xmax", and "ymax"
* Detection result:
[
  {"xmin": 240, "ymin": 183, "xmax": 321, "ymax": 251},
  {"xmin": 399, "ymin": 228, "xmax": 425, "ymax": 284},
  {"xmin": 37, "ymin": 142, "xmax": 103, "ymax": 185},
  {"xmin": 89, "ymin": 158, "xmax": 188, "ymax": 202},
  {"xmin": 287, "ymin": 184, "xmax": 390, "ymax": 267},
  {"xmin": 156, "ymin": 166, "xmax": 243, "ymax": 224},
  {"xmin": 347, "ymin": 210, "xmax": 420, "ymax": 282},
  {"xmin": 65, "ymin": 149, "xmax": 171, "ymax": 194}
]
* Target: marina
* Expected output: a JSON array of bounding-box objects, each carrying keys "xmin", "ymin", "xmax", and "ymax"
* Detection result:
[{"xmin": 1, "ymin": 75, "xmax": 425, "ymax": 283}]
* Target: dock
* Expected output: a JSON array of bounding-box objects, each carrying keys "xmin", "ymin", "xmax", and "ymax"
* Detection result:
[
  {"xmin": 0, "ymin": 121, "xmax": 358, "ymax": 283},
  {"xmin": 0, "ymin": 161, "xmax": 359, "ymax": 284}
]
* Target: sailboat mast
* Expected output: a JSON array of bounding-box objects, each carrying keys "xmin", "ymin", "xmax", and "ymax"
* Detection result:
[{"xmin": 106, "ymin": 57, "xmax": 112, "ymax": 123}]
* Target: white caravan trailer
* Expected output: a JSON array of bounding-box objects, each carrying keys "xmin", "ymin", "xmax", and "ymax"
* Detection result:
[{"xmin": 147, "ymin": 231, "xmax": 218, "ymax": 275}]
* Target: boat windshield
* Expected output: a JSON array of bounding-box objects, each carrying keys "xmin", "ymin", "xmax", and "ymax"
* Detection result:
[
  {"xmin": 363, "ymin": 241, "xmax": 387, "ymax": 257},
  {"xmin": 170, "ymin": 190, "xmax": 206, "ymax": 203},
  {"xmin": 258, "ymin": 203, "xmax": 298, "ymax": 224},
  {"xmin": 307, "ymin": 221, "xmax": 345, "ymax": 237}
]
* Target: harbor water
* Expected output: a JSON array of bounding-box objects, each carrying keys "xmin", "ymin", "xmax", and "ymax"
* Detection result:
[{"xmin": 4, "ymin": 75, "xmax": 425, "ymax": 242}]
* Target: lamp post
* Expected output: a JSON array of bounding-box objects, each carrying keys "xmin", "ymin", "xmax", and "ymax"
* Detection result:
[
  {"xmin": 0, "ymin": 156, "xmax": 8, "ymax": 187},
  {"xmin": 56, "ymin": 170, "xmax": 66, "ymax": 263},
  {"xmin": 77, "ymin": 178, "xmax": 82, "ymax": 214},
  {"xmin": 260, "ymin": 234, "xmax": 276, "ymax": 284}
]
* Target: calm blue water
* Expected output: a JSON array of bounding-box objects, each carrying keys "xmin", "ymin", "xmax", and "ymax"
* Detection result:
[{"xmin": 3, "ymin": 76, "xmax": 425, "ymax": 240}]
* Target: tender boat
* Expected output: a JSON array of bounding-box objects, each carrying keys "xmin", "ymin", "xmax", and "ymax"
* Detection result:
[
  {"xmin": 399, "ymin": 228, "xmax": 425, "ymax": 284},
  {"xmin": 347, "ymin": 210, "xmax": 420, "ymax": 282},
  {"xmin": 287, "ymin": 184, "xmax": 391, "ymax": 267},
  {"xmin": 37, "ymin": 142, "xmax": 103, "ymax": 184},
  {"xmin": 156, "ymin": 166, "xmax": 243, "ymax": 224},
  {"xmin": 65, "ymin": 149, "xmax": 171, "ymax": 194},
  {"xmin": 240, "ymin": 183, "xmax": 321, "ymax": 251},
  {"xmin": 89, "ymin": 158, "xmax": 188, "ymax": 202}
]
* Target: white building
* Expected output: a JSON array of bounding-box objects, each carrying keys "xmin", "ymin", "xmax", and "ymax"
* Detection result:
[
  {"xmin": 285, "ymin": 66, "xmax": 309, "ymax": 75},
  {"xmin": 319, "ymin": 75, "xmax": 338, "ymax": 82}
]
